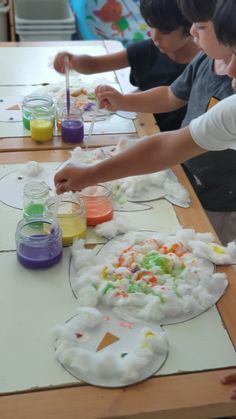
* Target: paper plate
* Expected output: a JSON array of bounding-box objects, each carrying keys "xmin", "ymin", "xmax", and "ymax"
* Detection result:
[
  {"xmin": 32, "ymin": 80, "xmax": 111, "ymax": 120},
  {"xmin": 64, "ymin": 147, "xmax": 190, "ymax": 207},
  {"xmin": 69, "ymin": 230, "xmax": 227, "ymax": 326},
  {"xmin": 0, "ymin": 164, "xmax": 57, "ymax": 209},
  {"xmin": 54, "ymin": 308, "xmax": 168, "ymax": 388}
]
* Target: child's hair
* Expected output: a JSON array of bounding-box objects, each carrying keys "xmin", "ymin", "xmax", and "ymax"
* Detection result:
[
  {"xmin": 214, "ymin": 0, "xmax": 236, "ymax": 47},
  {"xmin": 140, "ymin": 0, "xmax": 191, "ymax": 36},
  {"xmin": 177, "ymin": 0, "xmax": 216, "ymax": 23}
]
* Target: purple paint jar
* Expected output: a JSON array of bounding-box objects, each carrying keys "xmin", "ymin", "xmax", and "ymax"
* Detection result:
[
  {"xmin": 61, "ymin": 110, "xmax": 84, "ymax": 144},
  {"xmin": 15, "ymin": 216, "xmax": 62, "ymax": 269}
]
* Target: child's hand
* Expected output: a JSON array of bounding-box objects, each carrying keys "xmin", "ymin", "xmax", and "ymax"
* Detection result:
[
  {"xmin": 53, "ymin": 52, "xmax": 74, "ymax": 73},
  {"xmin": 54, "ymin": 164, "xmax": 90, "ymax": 194},
  {"xmin": 220, "ymin": 370, "xmax": 236, "ymax": 400},
  {"xmin": 95, "ymin": 85, "xmax": 124, "ymax": 112}
]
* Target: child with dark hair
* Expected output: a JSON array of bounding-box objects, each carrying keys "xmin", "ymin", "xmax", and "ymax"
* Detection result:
[
  {"xmin": 177, "ymin": 0, "xmax": 216, "ymax": 24},
  {"xmin": 177, "ymin": 0, "xmax": 229, "ymax": 59},
  {"xmin": 213, "ymin": 0, "xmax": 236, "ymax": 400},
  {"xmin": 214, "ymin": 0, "xmax": 236, "ymax": 93},
  {"xmin": 53, "ymin": 0, "xmax": 198, "ymax": 131},
  {"xmin": 214, "ymin": 0, "xmax": 236, "ymax": 54},
  {"xmin": 54, "ymin": 0, "xmax": 236, "ymax": 400},
  {"xmin": 95, "ymin": 0, "xmax": 236, "ymax": 246},
  {"xmin": 140, "ymin": 0, "xmax": 190, "ymax": 36}
]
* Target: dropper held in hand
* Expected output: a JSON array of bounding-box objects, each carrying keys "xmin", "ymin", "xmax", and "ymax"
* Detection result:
[
  {"xmin": 64, "ymin": 56, "xmax": 70, "ymax": 115},
  {"xmin": 86, "ymin": 101, "xmax": 99, "ymax": 150},
  {"xmin": 52, "ymin": 192, "xmax": 63, "ymax": 220}
]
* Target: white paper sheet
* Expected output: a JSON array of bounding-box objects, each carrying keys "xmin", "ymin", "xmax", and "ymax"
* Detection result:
[
  {"xmin": 0, "ymin": 250, "xmax": 235, "ymax": 394},
  {"xmin": 0, "ymin": 46, "xmax": 117, "ymax": 85}
]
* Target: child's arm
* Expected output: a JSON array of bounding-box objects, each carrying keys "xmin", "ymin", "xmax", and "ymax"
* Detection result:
[
  {"xmin": 220, "ymin": 370, "xmax": 236, "ymax": 400},
  {"xmin": 54, "ymin": 127, "xmax": 205, "ymax": 194},
  {"xmin": 53, "ymin": 50, "xmax": 129, "ymax": 75},
  {"xmin": 95, "ymin": 84, "xmax": 186, "ymax": 113}
]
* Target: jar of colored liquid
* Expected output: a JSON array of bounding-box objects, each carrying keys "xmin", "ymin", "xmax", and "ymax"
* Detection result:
[
  {"xmin": 22, "ymin": 95, "xmax": 55, "ymax": 131},
  {"xmin": 31, "ymin": 107, "xmax": 54, "ymax": 142},
  {"xmin": 61, "ymin": 109, "xmax": 84, "ymax": 144},
  {"xmin": 80, "ymin": 185, "xmax": 113, "ymax": 226},
  {"xmin": 15, "ymin": 216, "xmax": 62, "ymax": 269},
  {"xmin": 48, "ymin": 193, "xmax": 87, "ymax": 246},
  {"xmin": 55, "ymin": 97, "xmax": 78, "ymax": 130},
  {"xmin": 23, "ymin": 181, "xmax": 50, "ymax": 219}
]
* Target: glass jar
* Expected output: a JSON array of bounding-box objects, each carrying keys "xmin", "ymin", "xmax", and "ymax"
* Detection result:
[
  {"xmin": 22, "ymin": 95, "xmax": 55, "ymax": 131},
  {"xmin": 23, "ymin": 181, "xmax": 50, "ymax": 219},
  {"xmin": 80, "ymin": 184, "xmax": 113, "ymax": 226},
  {"xmin": 30, "ymin": 106, "xmax": 54, "ymax": 142},
  {"xmin": 61, "ymin": 108, "xmax": 84, "ymax": 144},
  {"xmin": 55, "ymin": 96, "xmax": 78, "ymax": 130},
  {"xmin": 48, "ymin": 193, "xmax": 87, "ymax": 246},
  {"xmin": 15, "ymin": 215, "xmax": 62, "ymax": 269}
]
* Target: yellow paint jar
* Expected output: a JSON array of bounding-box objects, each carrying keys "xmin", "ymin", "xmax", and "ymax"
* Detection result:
[
  {"xmin": 48, "ymin": 194, "xmax": 87, "ymax": 246},
  {"xmin": 31, "ymin": 120, "xmax": 53, "ymax": 142},
  {"xmin": 30, "ymin": 106, "xmax": 54, "ymax": 142},
  {"xmin": 58, "ymin": 215, "xmax": 86, "ymax": 246}
]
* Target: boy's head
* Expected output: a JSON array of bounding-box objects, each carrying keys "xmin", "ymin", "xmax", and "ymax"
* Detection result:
[
  {"xmin": 178, "ymin": 0, "xmax": 231, "ymax": 60},
  {"xmin": 214, "ymin": 0, "xmax": 236, "ymax": 47},
  {"xmin": 177, "ymin": 0, "xmax": 215, "ymax": 23},
  {"xmin": 140, "ymin": 0, "xmax": 191, "ymax": 35},
  {"xmin": 214, "ymin": 0, "xmax": 236, "ymax": 89},
  {"xmin": 140, "ymin": 0, "xmax": 192, "ymax": 54}
]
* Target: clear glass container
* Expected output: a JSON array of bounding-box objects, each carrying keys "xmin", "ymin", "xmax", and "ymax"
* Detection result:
[
  {"xmin": 61, "ymin": 108, "xmax": 84, "ymax": 144},
  {"xmin": 22, "ymin": 95, "xmax": 55, "ymax": 131},
  {"xmin": 79, "ymin": 184, "xmax": 113, "ymax": 226},
  {"xmin": 15, "ymin": 215, "xmax": 62, "ymax": 269},
  {"xmin": 55, "ymin": 96, "xmax": 78, "ymax": 130},
  {"xmin": 30, "ymin": 106, "xmax": 54, "ymax": 142},
  {"xmin": 48, "ymin": 193, "xmax": 87, "ymax": 246},
  {"xmin": 23, "ymin": 181, "xmax": 50, "ymax": 219}
]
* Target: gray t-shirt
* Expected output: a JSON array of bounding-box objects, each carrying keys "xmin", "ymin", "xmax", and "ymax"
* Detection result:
[
  {"xmin": 170, "ymin": 52, "xmax": 236, "ymax": 211},
  {"xmin": 171, "ymin": 51, "xmax": 233, "ymax": 126}
]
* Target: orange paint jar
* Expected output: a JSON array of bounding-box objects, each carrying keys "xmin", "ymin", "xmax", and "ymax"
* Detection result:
[{"xmin": 80, "ymin": 185, "xmax": 113, "ymax": 226}]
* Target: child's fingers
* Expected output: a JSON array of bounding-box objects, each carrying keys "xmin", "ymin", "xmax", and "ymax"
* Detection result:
[
  {"xmin": 220, "ymin": 371, "xmax": 236, "ymax": 384},
  {"xmin": 99, "ymin": 99, "xmax": 109, "ymax": 109},
  {"xmin": 54, "ymin": 52, "xmax": 73, "ymax": 73},
  {"xmin": 54, "ymin": 166, "xmax": 71, "ymax": 186},
  {"xmin": 95, "ymin": 85, "xmax": 120, "ymax": 111},
  {"xmin": 97, "ymin": 89, "xmax": 110, "ymax": 99},
  {"xmin": 230, "ymin": 388, "xmax": 236, "ymax": 400},
  {"xmin": 97, "ymin": 90, "xmax": 117, "ymax": 103},
  {"xmin": 55, "ymin": 181, "xmax": 70, "ymax": 194},
  {"xmin": 95, "ymin": 84, "xmax": 111, "ymax": 94},
  {"xmin": 96, "ymin": 85, "xmax": 120, "ymax": 98}
]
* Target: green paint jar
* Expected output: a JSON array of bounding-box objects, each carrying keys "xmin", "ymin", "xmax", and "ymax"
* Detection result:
[
  {"xmin": 22, "ymin": 95, "xmax": 55, "ymax": 131},
  {"xmin": 23, "ymin": 181, "xmax": 50, "ymax": 220}
]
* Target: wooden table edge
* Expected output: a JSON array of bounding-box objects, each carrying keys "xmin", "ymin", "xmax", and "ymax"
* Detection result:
[{"xmin": 1, "ymin": 369, "xmax": 236, "ymax": 419}]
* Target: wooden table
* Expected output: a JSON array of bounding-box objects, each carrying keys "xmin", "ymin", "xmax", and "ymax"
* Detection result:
[
  {"xmin": 0, "ymin": 149, "xmax": 236, "ymax": 419},
  {"xmin": 0, "ymin": 42, "xmax": 236, "ymax": 419},
  {"xmin": 0, "ymin": 113, "xmax": 156, "ymax": 152},
  {"xmin": 0, "ymin": 40, "xmax": 141, "ymax": 151}
]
